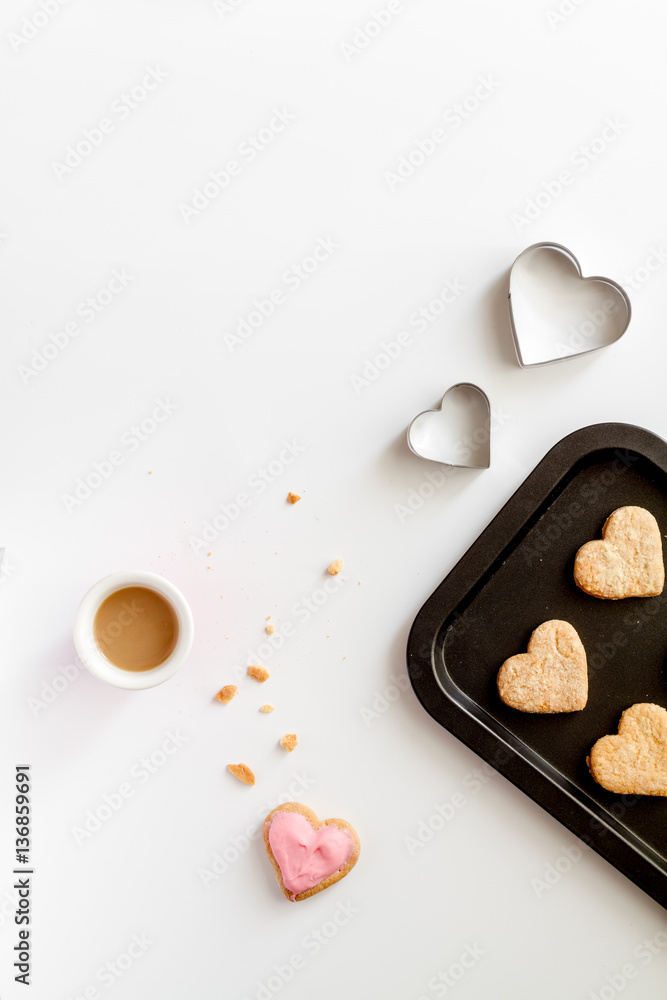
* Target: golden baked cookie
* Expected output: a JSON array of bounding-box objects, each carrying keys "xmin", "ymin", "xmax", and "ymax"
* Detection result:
[
  {"xmin": 497, "ymin": 620, "xmax": 587, "ymax": 713},
  {"xmin": 574, "ymin": 506, "xmax": 664, "ymax": 599},
  {"xmin": 263, "ymin": 802, "xmax": 360, "ymax": 902},
  {"xmin": 588, "ymin": 703, "xmax": 667, "ymax": 796}
]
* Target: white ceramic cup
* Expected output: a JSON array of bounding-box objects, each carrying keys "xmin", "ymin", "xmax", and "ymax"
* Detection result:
[{"xmin": 74, "ymin": 571, "xmax": 194, "ymax": 690}]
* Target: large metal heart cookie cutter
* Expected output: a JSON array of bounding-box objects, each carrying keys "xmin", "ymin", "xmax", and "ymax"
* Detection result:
[
  {"xmin": 508, "ymin": 242, "xmax": 631, "ymax": 368},
  {"xmin": 407, "ymin": 383, "xmax": 491, "ymax": 469}
]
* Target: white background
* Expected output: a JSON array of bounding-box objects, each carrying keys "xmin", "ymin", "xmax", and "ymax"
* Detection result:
[{"xmin": 1, "ymin": 1, "xmax": 667, "ymax": 998}]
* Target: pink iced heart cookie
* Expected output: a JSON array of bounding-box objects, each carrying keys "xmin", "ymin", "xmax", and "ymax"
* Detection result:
[{"xmin": 263, "ymin": 802, "xmax": 360, "ymax": 901}]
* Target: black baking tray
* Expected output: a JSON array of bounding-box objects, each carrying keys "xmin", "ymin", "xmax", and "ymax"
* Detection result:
[{"xmin": 407, "ymin": 423, "xmax": 667, "ymax": 908}]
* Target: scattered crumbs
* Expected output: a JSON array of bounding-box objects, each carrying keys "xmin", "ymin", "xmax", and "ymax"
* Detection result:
[
  {"xmin": 215, "ymin": 684, "xmax": 237, "ymax": 704},
  {"xmin": 259, "ymin": 704, "xmax": 275, "ymax": 713},
  {"xmin": 248, "ymin": 665, "xmax": 270, "ymax": 682},
  {"xmin": 287, "ymin": 492, "xmax": 301, "ymax": 504},
  {"xmin": 227, "ymin": 763, "xmax": 255, "ymax": 786},
  {"xmin": 266, "ymin": 623, "xmax": 276, "ymax": 635},
  {"xmin": 327, "ymin": 559, "xmax": 343, "ymax": 576},
  {"xmin": 280, "ymin": 733, "xmax": 298, "ymax": 752}
]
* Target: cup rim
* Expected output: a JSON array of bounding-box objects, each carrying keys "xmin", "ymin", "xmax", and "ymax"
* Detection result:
[{"xmin": 73, "ymin": 571, "xmax": 194, "ymax": 690}]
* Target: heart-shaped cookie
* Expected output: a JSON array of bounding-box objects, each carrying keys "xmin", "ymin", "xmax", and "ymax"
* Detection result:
[
  {"xmin": 263, "ymin": 802, "xmax": 360, "ymax": 901},
  {"xmin": 508, "ymin": 242, "xmax": 631, "ymax": 368},
  {"xmin": 574, "ymin": 506, "xmax": 664, "ymax": 599},
  {"xmin": 588, "ymin": 703, "xmax": 667, "ymax": 796},
  {"xmin": 407, "ymin": 382, "xmax": 490, "ymax": 468},
  {"xmin": 497, "ymin": 620, "xmax": 587, "ymax": 713}
]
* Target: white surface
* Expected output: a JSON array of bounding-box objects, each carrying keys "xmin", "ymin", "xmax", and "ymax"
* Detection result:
[{"xmin": 1, "ymin": 2, "xmax": 667, "ymax": 998}]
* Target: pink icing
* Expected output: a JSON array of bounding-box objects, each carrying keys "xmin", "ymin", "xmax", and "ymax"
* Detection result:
[{"xmin": 268, "ymin": 811, "xmax": 355, "ymax": 900}]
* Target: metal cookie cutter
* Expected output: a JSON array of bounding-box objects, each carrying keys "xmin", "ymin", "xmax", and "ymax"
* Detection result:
[
  {"xmin": 407, "ymin": 382, "xmax": 491, "ymax": 469},
  {"xmin": 508, "ymin": 242, "xmax": 631, "ymax": 368}
]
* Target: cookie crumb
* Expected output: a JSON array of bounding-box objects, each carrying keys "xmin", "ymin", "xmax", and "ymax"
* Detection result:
[
  {"xmin": 260, "ymin": 704, "xmax": 275, "ymax": 713},
  {"xmin": 227, "ymin": 763, "xmax": 255, "ymax": 785},
  {"xmin": 327, "ymin": 559, "xmax": 343, "ymax": 576},
  {"xmin": 248, "ymin": 665, "xmax": 270, "ymax": 682},
  {"xmin": 280, "ymin": 733, "xmax": 298, "ymax": 752},
  {"xmin": 215, "ymin": 684, "xmax": 237, "ymax": 704},
  {"xmin": 287, "ymin": 492, "xmax": 301, "ymax": 504},
  {"xmin": 266, "ymin": 623, "xmax": 275, "ymax": 635}
]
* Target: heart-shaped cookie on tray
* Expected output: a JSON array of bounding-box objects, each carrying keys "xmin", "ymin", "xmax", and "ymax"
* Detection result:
[
  {"xmin": 574, "ymin": 506, "xmax": 664, "ymax": 599},
  {"xmin": 497, "ymin": 620, "xmax": 587, "ymax": 713},
  {"xmin": 588, "ymin": 703, "xmax": 667, "ymax": 796},
  {"xmin": 263, "ymin": 802, "xmax": 360, "ymax": 901}
]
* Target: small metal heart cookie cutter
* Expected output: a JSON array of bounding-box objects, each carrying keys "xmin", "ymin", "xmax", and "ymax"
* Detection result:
[
  {"xmin": 508, "ymin": 242, "xmax": 632, "ymax": 368},
  {"xmin": 407, "ymin": 382, "xmax": 491, "ymax": 469}
]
